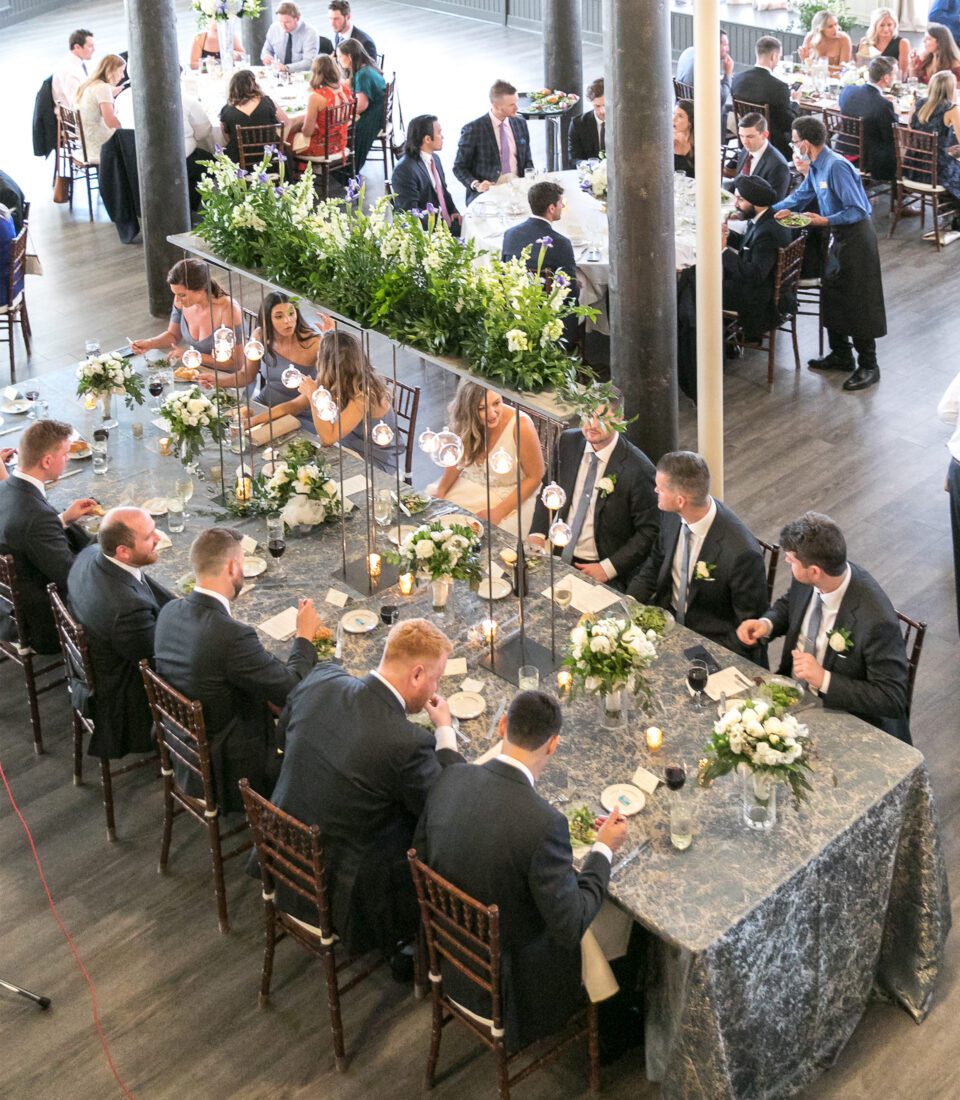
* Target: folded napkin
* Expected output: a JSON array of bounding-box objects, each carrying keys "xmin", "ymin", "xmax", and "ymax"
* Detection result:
[
  {"xmin": 339, "ymin": 474, "xmax": 370, "ymax": 497},
  {"xmin": 258, "ymin": 606, "xmax": 299, "ymax": 641},
  {"xmin": 542, "ymin": 576, "xmax": 620, "ymax": 615},
  {"xmin": 444, "ymin": 656, "xmax": 467, "ymax": 677},
  {"xmin": 705, "ymin": 665, "xmax": 756, "ymax": 702},
  {"xmin": 240, "ymin": 534, "xmax": 258, "ymax": 554},
  {"xmin": 581, "ymin": 929, "xmax": 620, "ymax": 1003},
  {"xmin": 250, "ymin": 415, "xmax": 301, "ymax": 446},
  {"xmin": 154, "ymin": 531, "xmax": 172, "ymax": 551}
]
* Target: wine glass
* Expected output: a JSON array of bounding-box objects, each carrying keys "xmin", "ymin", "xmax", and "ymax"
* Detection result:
[
  {"xmin": 24, "ymin": 384, "xmax": 40, "ymax": 420},
  {"xmin": 174, "ymin": 474, "xmax": 195, "ymax": 518},
  {"xmin": 266, "ymin": 512, "xmax": 286, "ymax": 577},
  {"xmin": 553, "ymin": 581, "xmax": 573, "ymax": 610},
  {"xmin": 664, "ymin": 759, "xmax": 687, "ymax": 792},
  {"xmin": 148, "ymin": 373, "xmax": 166, "ymax": 413},
  {"xmin": 374, "ymin": 488, "xmax": 392, "ymax": 529},
  {"xmin": 687, "ymin": 659, "xmax": 708, "ymax": 710}
]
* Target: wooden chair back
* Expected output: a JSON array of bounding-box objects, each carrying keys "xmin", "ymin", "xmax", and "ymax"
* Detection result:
[
  {"xmin": 57, "ymin": 104, "xmax": 91, "ymax": 165},
  {"xmin": 314, "ymin": 100, "xmax": 354, "ymax": 159},
  {"xmin": 236, "ymin": 122, "xmax": 284, "ymax": 172},
  {"xmin": 0, "ymin": 553, "xmax": 29, "ymax": 659},
  {"xmin": 894, "ymin": 125, "xmax": 940, "ymax": 189},
  {"xmin": 823, "ymin": 107, "xmax": 865, "ymax": 168},
  {"xmin": 390, "ymin": 378, "xmax": 420, "ymax": 483},
  {"xmin": 896, "ymin": 610, "xmax": 926, "ymax": 713},
  {"xmin": 47, "ymin": 584, "xmax": 90, "ymax": 786},
  {"xmin": 382, "ymin": 75, "xmax": 396, "ymax": 141},
  {"xmin": 733, "ymin": 98, "xmax": 769, "ymax": 131},
  {"xmin": 756, "ymin": 539, "xmax": 780, "ymax": 604},
  {"xmin": 7, "ymin": 227, "xmax": 27, "ymax": 304},
  {"xmin": 524, "ymin": 406, "xmax": 565, "ymax": 476},
  {"xmin": 772, "ymin": 235, "xmax": 806, "ymax": 316},
  {"xmin": 673, "ymin": 78, "xmax": 694, "ymax": 101}
]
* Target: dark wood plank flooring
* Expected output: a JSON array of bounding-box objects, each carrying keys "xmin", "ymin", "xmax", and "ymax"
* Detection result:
[{"xmin": 2, "ymin": 2, "xmax": 959, "ymax": 1097}]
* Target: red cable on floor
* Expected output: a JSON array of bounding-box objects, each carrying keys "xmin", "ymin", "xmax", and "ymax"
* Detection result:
[{"xmin": 0, "ymin": 757, "xmax": 136, "ymax": 1099}]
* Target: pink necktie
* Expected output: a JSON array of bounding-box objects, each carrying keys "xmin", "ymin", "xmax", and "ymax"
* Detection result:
[
  {"xmin": 429, "ymin": 157, "xmax": 452, "ymax": 226},
  {"xmin": 499, "ymin": 119, "xmax": 512, "ymax": 176}
]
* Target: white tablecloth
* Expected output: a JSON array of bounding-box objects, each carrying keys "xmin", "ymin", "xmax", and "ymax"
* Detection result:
[{"xmin": 181, "ymin": 68, "xmax": 310, "ymax": 146}]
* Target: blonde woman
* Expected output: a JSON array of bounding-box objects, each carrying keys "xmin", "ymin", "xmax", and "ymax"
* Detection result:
[
  {"xmin": 910, "ymin": 71, "xmax": 960, "ymax": 201},
  {"xmin": 75, "ymin": 54, "xmax": 126, "ymax": 163},
  {"xmin": 427, "ymin": 382, "xmax": 545, "ymax": 538},
  {"xmin": 857, "ymin": 8, "xmax": 910, "ymax": 77},
  {"xmin": 909, "ymin": 23, "xmax": 960, "ymax": 84},
  {"xmin": 799, "ymin": 11, "xmax": 853, "ymax": 68}
]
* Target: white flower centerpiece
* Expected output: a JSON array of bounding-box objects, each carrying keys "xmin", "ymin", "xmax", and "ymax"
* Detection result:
[
  {"xmin": 76, "ymin": 353, "xmax": 145, "ymax": 426},
  {"xmin": 562, "ymin": 614, "xmax": 658, "ymax": 729},
  {"xmin": 702, "ymin": 697, "xmax": 813, "ymax": 830},
  {"xmin": 261, "ymin": 456, "xmax": 342, "ymax": 531},
  {"xmin": 386, "ymin": 520, "xmax": 482, "ymax": 613},
  {"xmin": 158, "ymin": 385, "xmax": 233, "ymax": 469},
  {"xmin": 192, "ymin": 0, "xmax": 262, "ymax": 21},
  {"xmin": 578, "ymin": 156, "xmax": 607, "ymax": 204}
]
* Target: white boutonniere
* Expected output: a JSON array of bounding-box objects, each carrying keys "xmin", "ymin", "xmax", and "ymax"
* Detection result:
[
  {"xmin": 826, "ymin": 627, "xmax": 854, "ymax": 654},
  {"xmin": 597, "ymin": 475, "xmax": 616, "ymax": 498},
  {"xmin": 694, "ymin": 560, "xmax": 717, "ymax": 581}
]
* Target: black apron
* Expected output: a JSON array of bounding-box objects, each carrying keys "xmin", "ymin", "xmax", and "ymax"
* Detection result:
[{"xmin": 822, "ymin": 217, "xmax": 887, "ymax": 340}]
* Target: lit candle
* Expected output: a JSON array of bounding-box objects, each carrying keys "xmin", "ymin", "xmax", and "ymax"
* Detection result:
[
  {"xmin": 645, "ymin": 726, "xmax": 663, "ymax": 753},
  {"xmin": 368, "ymin": 552, "xmax": 382, "ymax": 577},
  {"xmin": 235, "ymin": 476, "xmax": 253, "ymax": 502},
  {"xmin": 398, "ymin": 572, "xmax": 415, "ymax": 596},
  {"xmin": 158, "ymin": 436, "xmax": 173, "ymax": 457},
  {"xmin": 83, "ymin": 393, "xmax": 98, "ymax": 411},
  {"xmin": 557, "ymin": 669, "xmax": 572, "ymax": 694},
  {"xmin": 480, "ymin": 617, "xmax": 498, "ymax": 644}
]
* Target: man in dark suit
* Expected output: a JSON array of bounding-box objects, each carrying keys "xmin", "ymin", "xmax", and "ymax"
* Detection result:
[
  {"xmin": 390, "ymin": 113, "xmax": 461, "ymax": 232},
  {"xmin": 529, "ymin": 388, "xmax": 659, "ymax": 592},
  {"xmin": 722, "ymin": 174, "xmax": 794, "ymax": 340},
  {"xmin": 453, "ymin": 79, "xmax": 534, "ymax": 205},
  {"xmin": 413, "ymin": 691, "xmax": 627, "ymax": 1052},
  {"xmin": 267, "ymin": 618, "xmax": 464, "ymax": 962},
  {"xmin": 629, "ymin": 451, "xmax": 768, "ymax": 662},
  {"xmin": 568, "ymin": 77, "xmax": 605, "ymax": 163},
  {"xmin": 68, "ymin": 507, "xmax": 175, "ymax": 760},
  {"xmin": 327, "ymin": 0, "xmax": 376, "ymax": 62},
  {"xmin": 838, "ymin": 57, "xmax": 898, "ymax": 182},
  {"xmin": 738, "ymin": 512, "xmax": 911, "ymax": 743},
  {"xmin": 731, "ymin": 35, "xmax": 800, "ymax": 159},
  {"xmin": 0, "ymin": 420, "xmax": 97, "ymax": 654},
  {"xmin": 723, "ymin": 112, "xmax": 791, "ymax": 199},
  {"xmin": 154, "ymin": 527, "xmax": 320, "ymax": 813},
  {"xmin": 0, "ymin": 169, "xmax": 26, "ymax": 231}
]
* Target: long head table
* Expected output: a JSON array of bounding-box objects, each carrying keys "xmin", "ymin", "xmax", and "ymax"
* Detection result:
[{"xmin": 7, "ymin": 362, "xmax": 950, "ymax": 1100}]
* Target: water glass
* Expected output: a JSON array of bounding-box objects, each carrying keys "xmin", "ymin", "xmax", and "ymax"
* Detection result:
[
  {"xmin": 518, "ymin": 665, "xmax": 540, "ymax": 692},
  {"xmin": 168, "ymin": 498, "xmax": 185, "ymax": 533},
  {"xmin": 91, "ymin": 429, "xmax": 108, "ymax": 475},
  {"xmin": 374, "ymin": 488, "xmax": 392, "ymax": 528},
  {"xmin": 670, "ymin": 796, "xmax": 693, "ymax": 851},
  {"xmin": 84, "ymin": 339, "xmax": 101, "ymax": 357}
]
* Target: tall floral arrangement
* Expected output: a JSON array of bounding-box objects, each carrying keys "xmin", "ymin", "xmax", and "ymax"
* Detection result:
[
  {"xmin": 563, "ymin": 615, "xmax": 657, "ymax": 699},
  {"xmin": 387, "ymin": 521, "xmax": 482, "ymax": 584},
  {"xmin": 192, "ymin": 0, "xmax": 262, "ymax": 21},
  {"xmin": 75, "ymin": 353, "xmax": 145, "ymax": 408},
  {"xmin": 258, "ymin": 439, "xmax": 342, "ymax": 529},
  {"xmin": 578, "ymin": 157, "xmax": 607, "ymax": 202},
  {"xmin": 158, "ymin": 386, "xmax": 233, "ymax": 465}
]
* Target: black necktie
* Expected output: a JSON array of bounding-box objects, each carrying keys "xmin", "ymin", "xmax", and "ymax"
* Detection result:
[
  {"xmin": 599, "ymin": 121, "xmax": 605, "ymax": 153},
  {"xmin": 283, "ymin": 31, "xmax": 293, "ymax": 66}
]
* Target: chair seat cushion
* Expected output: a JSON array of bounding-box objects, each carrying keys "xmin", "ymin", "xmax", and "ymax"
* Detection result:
[
  {"xmin": 0, "ymin": 292, "xmax": 25, "ymax": 314},
  {"xmin": 902, "ymin": 180, "xmax": 946, "ymax": 194},
  {"xmin": 300, "ymin": 149, "xmax": 352, "ymax": 164}
]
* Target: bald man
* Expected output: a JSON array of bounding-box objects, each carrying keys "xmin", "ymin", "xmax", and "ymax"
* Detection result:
[{"xmin": 68, "ymin": 507, "xmax": 175, "ymax": 760}]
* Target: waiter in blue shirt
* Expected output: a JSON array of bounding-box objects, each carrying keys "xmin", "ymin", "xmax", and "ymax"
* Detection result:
[{"xmin": 773, "ymin": 115, "xmax": 886, "ymax": 393}]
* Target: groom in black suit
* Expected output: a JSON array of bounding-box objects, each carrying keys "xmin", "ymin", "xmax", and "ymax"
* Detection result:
[
  {"xmin": 390, "ymin": 113, "xmax": 461, "ymax": 232},
  {"xmin": 738, "ymin": 512, "xmax": 911, "ymax": 743},
  {"xmin": 154, "ymin": 527, "xmax": 321, "ymax": 813},
  {"xmin": 267, "ymin": 618, "xmax": 464, "ymax": 960},
  {"xmin": 629, "ymin": 451, "xmax": 768, "ymax": 662},
  {"xmin": 529, "ymin": 388, "xmax": 659, "ymax": 592},
  {"xmin": 0, "ymin": 419, "xmax": 97, "ymax": 654},
  {"xmin": 414, "ymin": 691, "xmax": 628, "ymax": 1052},
  {"xmin": 453, "ymin": 79, "xmax": 533, "ymax": 205},
  {"xmin": 68, "ymin": 507, "xmax": 175, "ymax": 760}
]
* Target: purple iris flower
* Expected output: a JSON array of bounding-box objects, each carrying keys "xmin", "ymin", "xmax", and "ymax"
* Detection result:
[
  {"xmin": 258, "ymin": 172, "xmax": 269, "ymax": 183},
  {"xmin": 235, "ymin": 169, "xmax": 246, "ymax": 179},
  {"xmin": 344, "ymin": 175, "xmax": 362, "ymax": 201},
  {"xmin": 214, "ymin": 143, "xmax": 223, "ymax": 155},
  {"xmin": 554, "ymin": 272, "xmax": 567, "ymax": 286},
  {"xmin": 535, "ymin": 235, "xmax": 554, "ymax": 248},
  {"xmin": 424, "ymin": 202, "xmax": 437, "ymax": 215},
  {"xmin": 409, "ymin": 208, "xmax": 422, "ymax": 219}
]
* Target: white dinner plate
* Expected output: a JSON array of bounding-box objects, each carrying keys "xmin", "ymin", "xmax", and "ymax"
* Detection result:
[
  {"xmin": 448, "ymin": 691, "xmax": 486, "ymax": 720},
  {"xmin": 242, "ymin": 555, "xmax": 268, "ymax": 578},
  {"xmin": 439, "ymin": 513, "xmax": 483, "ymax": 536},
  {"xmin": 1, "ymin": 399, "xmax": 32, "ymax": 414},
  {"xmin": 600, "ymin": 784, "xmax": 646, "ymax": 816},
  {"xmin": 341, "ymin": 608, "xmax": 379, "ymax": 634},
  {"xmin": 387, "ymin": 524, "xmax": 418, "ymax": 545},
  {"xmin": 68, "ymin": 444, "xmax": 92, "ymax": 460},
  {"xmin": 142, "ymin": 497, "xmax": 169, "ymax": 517},
  {"xmin": 476, "ymin": 576, "xmax": 512, "ymax": 600}
]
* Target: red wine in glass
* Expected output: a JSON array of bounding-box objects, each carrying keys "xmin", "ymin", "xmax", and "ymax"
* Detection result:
[
  {"xmin": 268, "ymin": 538, "xmax": 286, "ymax": 560},
  {"xmin": 665, "ymin": 763, "xmax": 687, "ymax": 791},
  {"xmin": 687, "ymin": 660, "xmax": 708, "ymax": 708},
  {"xmin": 148, "ymin": 378, "xmax": 164, "ymax": 412}
]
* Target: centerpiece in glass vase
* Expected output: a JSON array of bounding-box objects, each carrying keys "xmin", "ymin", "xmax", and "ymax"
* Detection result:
[
  {"xmin": 562, "ymin": 614, "xmax": 657, "ymax": 729},
  {"xmin": 192, "ymin": 0, "xmax": 262, "ymax": 71},
  {"xmin": 76, "ymin": 352, "xmax": 145, "ymax": 429},
  {"xmin": 386, "ymin": 521, "xmax": 482, "ymax": 614},
  {"xmin": 578, "ymin": 156, "xmax": 607, "ymax": 204},
  {"xmin": 258, "ymin": 439, "xmax": 342, "ymax": 532},
  {"xmin": 158, "ymin": 385, "xmax": 233, "ymax": 473},
  {"xmin": 701, "ymin": 697, "xmax": 813, "ymax": 831}
]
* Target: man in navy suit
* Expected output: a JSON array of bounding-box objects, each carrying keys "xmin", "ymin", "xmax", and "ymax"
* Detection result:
[
  {"xmin": 390, "ymin": 113, "xmax": 461, "ymax": 232},
  {"xmin": 723, "ymin": 112, "xmax": 791, "ymax": 199},
  {"xmin": 629, "ymin": 451, "xmax": 768, "ymax": 662},
  {"xmin": 68, "ymin": 507, "xmax": 175, "ymax": 760},
  {"xmin": 529, "ymin": 387, "xmax": 659, "ymax": 592},
  {"xmin": 268, "ymin": 618, "xmax": 464, "ymax": 960},
  {"xmin": 414, "ymin": 691, "xmax": 628, "ymax": 1052},
  {"xmin": 838, "ymin": 57, "xmax": 898, "ymax": 182},
  {"xmin": 453, "ymin": 79, "xmax": 534, "ymax": 205},
  {"xmin": 738, "ymin": 512, "xmax": 911, "ymax": 743},
  {"xmin": 326, "ymin": 0, "xmax": 376, "ymax": 62},
  {"xmin": 155, "ymin": 527, "xmax": 321, "ymax": 813},
  {"xmin": 568, "ymin": 77, "xmax": 606, "ymax": 163},
  {"xmin": 0, "ymin": 420, "xmax": 97, "ymax": 654}
]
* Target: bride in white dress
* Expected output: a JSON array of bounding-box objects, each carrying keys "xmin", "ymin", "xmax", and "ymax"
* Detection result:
[{"xmin": 426, "ymin": 381, "xmax": 546, "ymax": 538}]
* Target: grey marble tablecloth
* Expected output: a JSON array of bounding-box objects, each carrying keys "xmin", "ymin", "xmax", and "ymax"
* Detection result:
[{"xmin": 25, "ymin": 371, "xmax": 950, "ymax": 1100}]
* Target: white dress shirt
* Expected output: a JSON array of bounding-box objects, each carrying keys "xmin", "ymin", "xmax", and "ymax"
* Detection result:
[
  {"xmin": 192, "ymin": 585, "xmax": 232, "ymax": 616},
  {"xmin": 105, "ymin": 555, "xmax": 143, "ymax": 583},
  {"xmin": 113, "ymin": 88, "xmax": 214, "ymax": 160},
  {"xmin": 489, "ymin": 108, "xmax": 517, "ymax": 177},
  {"xmin": 742, "ymin": 139, "xmax": 769, "ymax": 176},
  {"xmin": 937, "ymin": 369, "xmax": 960, "ymax": 461},
  {"xmin": 261, "ymin": 19, "xmax": 319, "ymax": 72},
  {"xmin": 13, "ymin": 468, "xmax": 46, "ymax": 497},
  {"xmin": 53, "ymin": 52, "xmax": 89, "ymax": 107},
  {"xmin": 796, "ymin": 565, "xmax": 852, "ymax": 696},
  {"xmin": 670, "ymin": 497, "xmax": 717, "ymax": 611},
  {"xmin": 570, "ymin": 434, "xmax": 619, "ymax": 579},
  {"xmin": 369, "ymin": 668, "xmax": 457, "ymax": 753}
]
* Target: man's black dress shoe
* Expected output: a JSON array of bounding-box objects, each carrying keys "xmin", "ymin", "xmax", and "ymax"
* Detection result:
[
  {"xmin": 842, "ymin": 366, "xmax": 880, "ymax": 391},
  {"xmin": 389, "ymin": 949, "xmax": 415, "ymax": 984},
  {"xmin": 808, "ymin": 352, "xmax": 854, "ymax": 371}
]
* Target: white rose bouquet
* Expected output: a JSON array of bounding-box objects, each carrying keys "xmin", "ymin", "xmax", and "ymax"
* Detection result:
[
  {"xmin": 386, "ymin": 520, "xmax": 482, "ymax": 584},
  {"xmin": 158, "ymin": 385, "xmax": 233, "ymax": 465},
  {"xmin": 702, "ymin": 697, "xmax": 813, "ymax": 807},
  {"xmin": 192, "ymin": 0, "xmax": 262, "ymax": 22},
  {"xmin": 75, "ymin": 353, "xmax": 145, "ymax": 408},
  {"xmin": 578, "ymin": 156, "xmax": 607, "ymax": 202},
  {"xmin": 252, "ymin": 439, "xmax": 341, "ymax": 528},
  {"xmin": 562, "ymin": 614, "xmax": 657, "ymax": 700}
]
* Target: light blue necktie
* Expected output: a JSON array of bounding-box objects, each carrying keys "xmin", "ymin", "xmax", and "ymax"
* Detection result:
[
  {"xmin": 675, "ymin": 524, "xmax": 693, "ymax": 625},
  {"xmin": 802, "ymin": 593, "xmax": 823, "ymax": 657},
  {"xmin": 561, "ymin": 452, "xmax": 598, "ymax": 564}
]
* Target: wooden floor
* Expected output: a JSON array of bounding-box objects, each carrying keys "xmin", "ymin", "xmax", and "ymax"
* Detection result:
[{"xmin": 2, "ymin": 2, "xmax": 959, "ymax": 1097}]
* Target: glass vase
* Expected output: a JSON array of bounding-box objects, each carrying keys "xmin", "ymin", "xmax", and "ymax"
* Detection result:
[
  {"xmin": 217, "ymin": 17, "xmax": 236, "ymax": 72},
  {"xmin": 599, "ymin": 689, "xmax": 627, "ymax": 730},
  {"xmin": 178, "ymin": 436, "xmax": 201, "ymax": 478},
  {"xmin": 740, "ymin": 767, "xmax": 778, "ymax": 831},
  {"xmin": 98, "ymin": 391, "xmax": 118, "ymax": 429},
  {"xmin": 431, "ymin": 577, "xmax": 452, "ymax": 614}
]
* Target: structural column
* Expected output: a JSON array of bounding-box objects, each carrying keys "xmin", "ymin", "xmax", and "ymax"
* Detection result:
[
  {"xmin": 694, "ymin": 1, "xmax": 725, "ymax": 495},
  {"xmin": 603, "ymin": 0, "xmax": 678, "ymax": 459},
  {"xmin": 241, "ymin": 8, "xmax": 272, "ymax": 63},
  {"xmin": 543, "ymin": 0, "xmax": 583, "ymax": 170},
  {"xmin": 126, "ymin": 0, "xmax": 191, "ymax": 316}
]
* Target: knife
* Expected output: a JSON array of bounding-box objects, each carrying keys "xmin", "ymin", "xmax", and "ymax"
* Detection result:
[
  {"xmin": 487, "ymin": 699, "xmax": 506, "ymax": 741},
  {"xmin": 47, "ymin": 467, "xmax": 84, "ymax": 484},
  {"xmin": 611, "ymin": 839, "xmax": 651, "ymax": 878},
  {"xmin": 0, "ymin": 424, "xmax": 25, "ymax": 438}
]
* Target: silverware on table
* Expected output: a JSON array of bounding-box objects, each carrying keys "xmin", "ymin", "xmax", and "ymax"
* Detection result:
[
  {"xmin": 611, "ymin": 839, "xmax": 651, "ymax": 878},
  {"xmin": 47, "ymin": 467, "xmax": 84, "ymax": 484},
  {"xmin": 0, "ymin": 424, "xmax": 25, "ymax": 438}
]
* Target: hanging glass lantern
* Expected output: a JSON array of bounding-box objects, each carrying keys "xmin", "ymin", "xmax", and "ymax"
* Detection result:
[
  {"xmin": 371, "ymin": 420, "xmax": 395, "ymax": 447},
  {"xmin": 311, "ymin": 386, "xmax": 338, "ymax": 423},
  {"xmin": 540, "ymin": 481, "xmax": 566, "ymax": 511},
  {"xmin": 432, "ymin": 426, "xmax": 464, "ymax": 468},
  {"xmin": 280, "ymin": 366, "xmax": 303, "ymax": 389},
  {"xmin": 548, "ymin": 519, "xmax": 573, "ymax": 547},
  {"xmin": 212, "ymin": 325, "xmax": 235, "ymax": 363},
  {"xmin": 489, "ymin": 447, "xmax": 514, "ymax": 475},
  {"xmin": 244, "ymin": 337, "xmax": 265, "ymax": 361},
  {"xmin": 181, "ymin": 346, "xmax": 202, "ymax": 370},
  {"xmin": 418, "ymin": 426, "xmax": 438, "ymax": 454}
]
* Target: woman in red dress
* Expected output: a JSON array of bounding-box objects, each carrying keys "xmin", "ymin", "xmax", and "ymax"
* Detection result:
[{"xmin": 295, "ymin": 54, "xmax": 353, "ymax": 159}]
